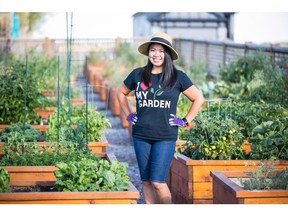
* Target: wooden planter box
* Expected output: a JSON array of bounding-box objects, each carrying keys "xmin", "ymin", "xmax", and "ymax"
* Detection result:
[
  {"xmin": 210, "ymin": 170, "xmax": 288, "ymax": 204},
  {"xmin": 0, "ymin": 180, "xmax": 139, "ymax": 204},
  {"xmin": 168, "ymin": 153, "xmax": 288, "ymax": 204},
  {"xmin": 0, "ymin": 125, "xmax": 49, "ymax": 132},
  {"xmin": 71, "ymin": 98, "xmax": 84, "ymax": 106},
  {"xmin": 108, "ymin": 87, "xmax": 121, "ymax": 116},
  {"xmin": 1, "ymin": 153, "xmax": 123, "ymax": 182},
  {"xmin": 0, "ymin": 136, "xmax": 108, "ymax": 159},
  {"xmin": 36, "ymin": 107, "xmax": 55, "ymax": 120},
  {"xmin": 99, "ymin": 77, "xmax": 109, "ymax": 102},
  {"xmin": 0, "ymin": 153, "xmax": 140, "ymax": 204}
]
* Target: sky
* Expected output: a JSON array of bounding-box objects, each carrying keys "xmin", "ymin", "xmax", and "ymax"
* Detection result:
[
  {"xmin": 1, "ymin": 0, "xmax": 288, "ymax": 44},
  {"xmin": 31, "ymin": 12, "xmax": 288, "ymax": 44}
]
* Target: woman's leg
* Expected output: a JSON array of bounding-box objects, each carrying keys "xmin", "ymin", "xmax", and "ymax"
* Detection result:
[
  {"xmin": 133, "ymin": 137, "xmax": 157, "ymax": 203},
  {"xmin": 133, "ymin": 137, "xmax": 176, "ymax": 204},
  {"xmin": 149, "ymin": 140, "xmax": 176, "ymax": 204},
  {"xmin": 150, "ymin": 182, "xmax": 172, "ymax": 204},
  {"xmin": 142, "ymin": 181, "xmax": 158, "ymax": 204}
]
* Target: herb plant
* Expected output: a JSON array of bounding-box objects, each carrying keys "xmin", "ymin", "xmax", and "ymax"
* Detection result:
[{"xmin": 240, "ymin": 161, "xmax": 288, "ymax": 190}]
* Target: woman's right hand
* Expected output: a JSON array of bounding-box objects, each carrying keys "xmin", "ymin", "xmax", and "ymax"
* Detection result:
[{"xmin": 127, "ymin": 113, "xmax": 138, "ymax": 125}]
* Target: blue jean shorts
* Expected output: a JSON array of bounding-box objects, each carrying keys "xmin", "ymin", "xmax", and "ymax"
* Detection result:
[{"xmin": 132, "ymin": 136, "xmax": 176, "ymax": 183}]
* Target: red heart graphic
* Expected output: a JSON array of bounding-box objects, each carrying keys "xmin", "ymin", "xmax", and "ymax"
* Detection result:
[{"xmin": 140, "ymin": 82, "xmax": 152, "ymax": 91}]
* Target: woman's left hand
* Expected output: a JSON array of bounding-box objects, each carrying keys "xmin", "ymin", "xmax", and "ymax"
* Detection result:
[{"xmin": 169, "ymin": 114, "xmax": 185, "ymax": 127}]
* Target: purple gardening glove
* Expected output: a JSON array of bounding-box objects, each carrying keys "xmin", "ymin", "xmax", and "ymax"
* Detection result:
[
  {"xmin": 127, "ymin": 113, "xmax": 138, "ymax": 125},
  {"xmin": 169, "ymin": 114, "xmax": 185, "ymax": 127}
]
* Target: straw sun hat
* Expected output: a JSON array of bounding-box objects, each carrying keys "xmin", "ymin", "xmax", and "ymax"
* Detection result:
[{"xmin": 138, "ymin": 32, "xmax": 179, "ymax": 60}]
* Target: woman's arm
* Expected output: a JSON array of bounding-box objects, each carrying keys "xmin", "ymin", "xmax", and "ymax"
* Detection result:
[
  {"xmin": 182, "ymin": 85, "xmax": 205, "ymax": 123},
  {"xmin": 116, "ymin": 83, "xmax": 133, "ymax": 119}
]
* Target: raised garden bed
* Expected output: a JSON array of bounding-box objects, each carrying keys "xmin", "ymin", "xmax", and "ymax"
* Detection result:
[
  {"xmin": 167, "ymin": 153, "xmax": 288, "ymax": 204},
  {"xmin": 0, "ymin": 153, "xmax": 140, "ymax": 204},
  {"xmin": 210, "ymin": 170, "xmax": 288, "ymax": 204}
]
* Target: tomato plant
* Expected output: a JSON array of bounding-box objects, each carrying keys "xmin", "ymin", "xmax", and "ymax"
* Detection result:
[{"xmin": 179, "ymin": 115, "xmax": 246, "ymax": 160}]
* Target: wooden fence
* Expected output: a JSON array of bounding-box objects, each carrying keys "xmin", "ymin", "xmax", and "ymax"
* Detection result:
[
  {"xmin": 1, "ymin": 37, "xmax": 287, "ymax": 78},
  {"xmin": 174, "ymin": 38, "xmax": 288, "ymax": 77}
]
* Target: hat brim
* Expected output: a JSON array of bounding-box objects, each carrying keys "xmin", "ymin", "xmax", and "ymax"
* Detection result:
[{"xmin": 138, "ymin": 41, "xmax": 179, "ymax": 60}]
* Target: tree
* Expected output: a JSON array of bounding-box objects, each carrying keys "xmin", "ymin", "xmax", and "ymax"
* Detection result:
[{"xmin": 16, "ymin": 12, "xmax": 47, "ymax": 37}]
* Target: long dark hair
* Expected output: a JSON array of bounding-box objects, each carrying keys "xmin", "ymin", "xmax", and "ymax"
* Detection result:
[{"xmin": 141, "ymin": 43, "xmax": 177, "ymax": 90}]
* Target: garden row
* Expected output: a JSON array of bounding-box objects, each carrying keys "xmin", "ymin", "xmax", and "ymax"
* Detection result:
[
  {"xmin": 0, "ymin": 47, "xmax": 141, "ymax": 203},
  {"xmin": 86, "ymin": 46, "xmax": 288, "ymax": 204},
  {"xmin": 1, "ymin": 42, "xmax": 288, "ymax": 204}
]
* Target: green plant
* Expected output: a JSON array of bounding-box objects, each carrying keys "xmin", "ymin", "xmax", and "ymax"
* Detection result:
[
  {"xmin": 54, "ymin": 158, "xmax": 130, "ymax": 192},
  {"xmin": 87, "ymin": 50, "xmax": 107, "ymax": 65},
  {"xmin": 218, "ymin": 51, "xmax": 271, "ymax": 84},
  {"xmin": 240, "ymin": 161, "xmax": 288, "ymax": 190},
  {"xmin": 200, "ymin": 101, "xmax": 288, "ymax": 138},
  {"xmin": 179, "ymin": 115, "xmax": 246, "ymax": 160},
  {"xmin": 249, "ymin": 118, "xmax": 288, "ymax": 160},
  {"xmin": 0, "ymin": 52, "xmax": 56, "ymax": 124},
  {"xmin": 45, "ymin": 102, "xmax": 111, "ymax": 142},
  {"xmin": 0, "ymin": 138, "xmax": 98, "ymax": 166},
  {"xmin": 0, "ymin": 167, "xmax": 10, "ymax": 192},
  {"xmin": 214, "ymin": 51, "xmax": 288, "ymax": 108},
  {"xmin": 104, "ymin": 42, "xmax": 146, "ymax": 88},
  {"xmin": 0, "ymin": 122, "xmax": 43, "ymax": 142}
]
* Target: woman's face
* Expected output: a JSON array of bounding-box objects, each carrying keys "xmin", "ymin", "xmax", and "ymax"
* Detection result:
[{"xmin": 148, "ymin": 43, "xmax": 165, "ymax": 67}]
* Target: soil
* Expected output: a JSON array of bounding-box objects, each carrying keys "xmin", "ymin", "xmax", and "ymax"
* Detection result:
[{"xmin": 8, "ymin": 185, "xmax": 57, "ymax": 193}]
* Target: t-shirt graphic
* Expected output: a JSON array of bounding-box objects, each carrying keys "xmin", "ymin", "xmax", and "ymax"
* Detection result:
[{"xmin": 136, "ymin": 81, "xmax": 170, "ymax": 109}]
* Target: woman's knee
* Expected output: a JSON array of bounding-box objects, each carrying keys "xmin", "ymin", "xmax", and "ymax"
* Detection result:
[{"xmin": 150, "ymin": 181, "xmax": 167, "ymax": 191}]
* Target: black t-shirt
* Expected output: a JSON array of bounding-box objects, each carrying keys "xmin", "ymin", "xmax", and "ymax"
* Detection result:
[{"xmin": 124, "ymin": 67, "xmax": 193, "ymax": 141}]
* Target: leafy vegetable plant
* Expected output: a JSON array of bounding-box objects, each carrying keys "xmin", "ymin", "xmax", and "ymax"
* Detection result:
[
  {"xmin": 54, "ymin": 158, "xmax": 130, "ymax": 192},
  {"xmin": 0, "ymin": 167, "xmax": 10, "ymax": 192}
]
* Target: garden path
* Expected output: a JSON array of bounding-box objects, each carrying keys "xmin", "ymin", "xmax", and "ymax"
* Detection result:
[{"xmin": 77, "ymin": 76, "xmax": 144, "ymax": 204}]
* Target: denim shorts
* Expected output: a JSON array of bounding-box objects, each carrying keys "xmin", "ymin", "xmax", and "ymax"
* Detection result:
[{"xmin": 132, "ymin": 136, "xmax": 176, "ymax": 183}]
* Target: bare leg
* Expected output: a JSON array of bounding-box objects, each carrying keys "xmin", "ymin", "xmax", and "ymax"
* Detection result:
[
  {"xmin": 142, "ymin": 181, "xmax": 158, "ymax": 204},
  {"xmin": 151, "ymin": 182, "xmax": 172, "ymax": 204}
]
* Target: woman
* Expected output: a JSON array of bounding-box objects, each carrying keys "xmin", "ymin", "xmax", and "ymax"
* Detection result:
[{"xmin": 117, "ymin": 32, "xmax": 205, "ymax": 204}]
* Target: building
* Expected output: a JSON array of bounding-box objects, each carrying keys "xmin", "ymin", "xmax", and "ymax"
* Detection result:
[{"xmin": 133, "ymin": 12, "xmax": 235, "ymax": 41}]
